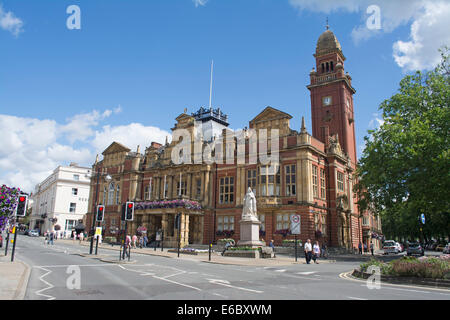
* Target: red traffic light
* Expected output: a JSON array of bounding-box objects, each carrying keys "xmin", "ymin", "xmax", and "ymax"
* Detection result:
[
  {"xmin": 99, "ymin": 207, "xmax": 104, "ymax": 211},
  {"xmin": 19, "ymin": 196, "xmax": 26, "ymax": 202},
  {"xmin": 128, "ymin": 203, "xmax": 133, "ymax": 208}
]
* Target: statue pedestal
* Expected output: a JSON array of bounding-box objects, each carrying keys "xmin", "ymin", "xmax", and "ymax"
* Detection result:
[{"xmin": 237, "ymin": 219, "xmax": 265, "ymax": 247}]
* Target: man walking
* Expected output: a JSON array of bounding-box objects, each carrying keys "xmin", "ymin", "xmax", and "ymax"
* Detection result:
[
  {"xmin": 370, "ymin": 242, "xmax": 374, "ymax": 256},
  {"xmin": 358, "ymin": 242, "xmax": 363, "ymax": 255},
  {"xmin": 304, "ymin": 239, "xmax": 312, "ymax": 264},
  {"xmin": 269, "ymin": 240, "xmax": 276, "ymax": 258}
]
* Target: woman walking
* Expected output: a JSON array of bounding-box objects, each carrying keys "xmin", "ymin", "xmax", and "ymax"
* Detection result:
[{"xmin": 312, "ymin": 241, "xmax": 321, "ymax": 264}]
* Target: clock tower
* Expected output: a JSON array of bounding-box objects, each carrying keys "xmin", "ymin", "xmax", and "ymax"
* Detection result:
[{"xmin": 307, "ymin": 26, "xmax": 358, "ymax": 167}]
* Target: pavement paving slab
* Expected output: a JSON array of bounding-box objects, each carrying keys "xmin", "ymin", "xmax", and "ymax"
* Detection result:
[{"xmin": 0, "ymin": 255, "xmax": 31, "ymax": 300}]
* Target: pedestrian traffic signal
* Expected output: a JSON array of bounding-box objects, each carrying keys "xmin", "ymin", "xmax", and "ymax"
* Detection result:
[
  {"xmin": 16, "ymin": 195, "xmax": 28, "ymax": 217},
  {"xmin": 96, "ymin": 205, "xmax": 105, "ymax": 222},
  {"xmin": 125, "ymin": 202, "xmax": 134, "ymax": 221}
]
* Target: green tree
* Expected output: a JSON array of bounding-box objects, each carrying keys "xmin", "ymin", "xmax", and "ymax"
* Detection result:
[{"xmin": 355, "ymin": 47, "xmax": 450, "ymax": 241}]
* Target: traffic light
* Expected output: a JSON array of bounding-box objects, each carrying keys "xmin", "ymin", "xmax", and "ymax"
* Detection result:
[
  {"xmin": 125, "ymin": 202, "xmax": 134, "ymax": 221},
  {"xmin": 96, "ymin": 205, "xmax": 105, "ymax": 222},
  {"xmin": 16, "ymin": 195, "xmax": 28, "ymax": 217}
]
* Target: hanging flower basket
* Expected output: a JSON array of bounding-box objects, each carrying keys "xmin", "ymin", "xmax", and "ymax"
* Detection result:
[
  {"xmin": 135, "ymin": 199, "xmax": 202, "ymax": 211},
  {"xmin": 0, "ymin": 185, "xmax": 20, "ymax": 232}
]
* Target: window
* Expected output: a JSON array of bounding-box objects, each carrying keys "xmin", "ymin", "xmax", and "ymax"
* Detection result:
[
  {"xmin": 196, "ymin": 179, "xmax": 202, "ymax": 199},
  {"xmin": 337, "ymin": 172, "xmax": 345, "ymax": 192},
  {"xmin": 116, "ymin": 185, "xmax": 120, "ymax": 204},
  {"xmin": 285, "ymin": 164, "xmax": 296, "ymax": 196},
  {"xmin": 72, "ymin": 188, "xmax": 78, "ymax": 196},
  {"xmin": 312, "ymin": 165, "xmax": 318, "ymax": 198},
  {"xmin": 258, "ymin": 165, "xmax": 280, "ymax": 196},
  {"xmin": 73, "ymin": 174, "xmax": 79, "ymax": 181},
  {"xmin": 111, "ymin": 218, "xmax": 117, "ymax": 227},
  {"xmin": 102, "ymin": 186, "xmax": 107, "ymax": 205},
  {"xmin": 164, "ymin": 181, "xmax": 169, "ymax": 198},
  {"xmin": 258, "ymin": 214, "xmax": 265, "ymax": 232},
  {"xmin": 276, "ymin": 213, "xmax": 292, "ymax": 231},
  {"xmin": 330, "ymin": 61, "xmax": 334, "ymax": 71},
  {"xmin": 321, "ymin": 215, "xmax": 327, "ymax": 235},
  {"xmin": 69, "ymin": 203, "xmax": 76, "ymax": 213},
  {"xmin": 314, "ymin": 214, "xmax": 320, "ymax": 231},
  {"xmin": 65, "ymin": 219, "xmax": 77, "ymax": 232},
  {"xmin": 247, "ymin": 169, "xmax": 257, "ymax": 195},
  {"xmin": 107, "ymin": 182, "xmax": 115, "ymax": 205},
  {"xmin": 217, "ymin": 215, "xmax": 235, "ymax": 232},
  {"xmin": 176, "ymin": 180, "xmax": 187, "ymax": 196},
  {"xmin": 144, "ymin": 186, "xmax": 149, "ymax": 200},
  {"xmin": 219, "ymin": 177, "xmax": 234, "ymax": 204},
  {"xmin": 320, "ymin": 168, "xmax": 326, "ymax": 199}
]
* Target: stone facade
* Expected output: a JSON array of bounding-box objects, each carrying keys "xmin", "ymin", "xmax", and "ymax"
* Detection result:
[{"xmin": 85, "ymin": 27, "xmax": 382, "ymax": 251}]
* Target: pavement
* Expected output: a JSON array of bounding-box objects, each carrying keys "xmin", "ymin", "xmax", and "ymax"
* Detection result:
[{"xmin": 0, "ymin": 255, "xmax": 31, "ymax": 300}]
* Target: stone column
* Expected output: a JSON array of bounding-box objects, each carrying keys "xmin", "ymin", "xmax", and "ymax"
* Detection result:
[{"xmin": 187, "ymin": 173, "xmax": 192, "ymax": 198}]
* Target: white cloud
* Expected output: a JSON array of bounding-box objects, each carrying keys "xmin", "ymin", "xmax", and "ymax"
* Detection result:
[
  {"xmin": 92, "ymin": 123, "xmax": 169, "ymax": 155},
  {"xmin": 193, "ymin": 0, "xmax": 209, "ymax": 7},
  {"xmin": 0, "ymin": 4, "xmax": 23, "ymax": 36},
  {"xmin": 393, "ymin": 1, "xmax": 450, "ymax": 71},
  {"xmin": 368, "ymin": 113, "xmax": 384, "ymax": 130},
  {"xmin": 0, "ymin": 108, "xmax": 170, "ymax": 193},
  {"xmin": 289, "ymin": 0, "xmax": 448, "ymax": 71}
]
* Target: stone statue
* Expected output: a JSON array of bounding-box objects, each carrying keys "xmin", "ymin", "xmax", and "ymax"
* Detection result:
[{"xmin": 242, "ymin": 187, "xmax": 258, "ymax": 221}]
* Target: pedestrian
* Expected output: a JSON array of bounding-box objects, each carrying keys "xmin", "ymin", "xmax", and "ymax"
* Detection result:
[
  {"xmin": 269, "ymin": 239, "xmax": 276, "ymax": 257},
  {"xmin": 143, "ymin": 235, "xmax": 148, "ymax": 248},
  {"xmin": 132, "ymin": 235, "xmax": 137, "ymax": 249},
  {"xmin": 139, "ymin": 236, "xmax": 144, "ymax": 249},
  {"xmin": 222, "ymin": 241, "xmax": 232, "ymax": 256},
  {"xmin": 124, "ymin": 235, "xmax": 131, "ymax": 258},
  {"xmin": 358, "ymin": 242, "xmax": 362, "ymax": 255},
  {"xmin": 79, "ymin": 231, "xmax": 84, "ymax": 243},
  {"xmin": 49, "ymin": 232, "xmax": 54, "ymax": 245},
  {"xmin": 312, "ymin": 241, "xmax": 321, "ymax": 264},
  {"xmin": 304, "ymin": 239, "xmax": 312, "ymax": 264},
  {"xmin": 72, "ymin": 230, "xmax": 76, "ymax": 242},
  {"xmin": 370, "ymin": 242, "xmax": 374, "ymax": 256},
  {"xmin": 321, "ymin": 242, "xmax": 328, "ymax": 258}
]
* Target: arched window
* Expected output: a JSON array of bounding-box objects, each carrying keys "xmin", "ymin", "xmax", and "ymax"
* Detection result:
[
  {"xmin": 326, "ymin": 62, "xmax": 329, "ymax": 72},
  {"xmin": 102, "ymin": 186, "xmax": 107, "ymax": 205},
  {"xmin": 116, "ymin": 185, "xmax": 120, "ymax": 204},
  {"xmin": 330, "ymin": 61, "xmax": 334, "ymax": 71},
  {"xmin": 321, "ymin": 63, "xmax": 325, "ymax": 73},
  {"xmin": 107, "ymin": 182, "xmax": 115, "ymax": 205}
]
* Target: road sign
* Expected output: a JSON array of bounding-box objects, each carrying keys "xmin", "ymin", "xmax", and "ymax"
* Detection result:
[
  {"xmin": 95, "ymin": 227, "xmax": 102, "ymax": 236},
  {"xmin": 420, "ymin": 213, "xmax": 425, "ymax": 224},
  {"xmin": 290, "ymin": 214, "xmax": 301, "ymax": 235}
]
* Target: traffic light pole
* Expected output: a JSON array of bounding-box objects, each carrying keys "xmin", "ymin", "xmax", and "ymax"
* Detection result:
[
  {"xmin": 11, "ymin": 219, "xmax": 19, "ymax": 262},
  {"xmin": 4, "ymin": 230, "xmax": 10, "ymax": 256},
  {"xmin": 90, "ymin": 171, "xmax": 100, "ymax": 255}
]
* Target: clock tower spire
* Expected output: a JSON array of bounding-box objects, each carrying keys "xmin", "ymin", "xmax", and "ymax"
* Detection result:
[{"xmin": 307, "ymin": 26, "xmax": 357, "ymax": 167}]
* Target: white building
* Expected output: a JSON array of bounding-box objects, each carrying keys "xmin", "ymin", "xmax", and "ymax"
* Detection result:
[{"xmin": 30, "ymin": 163, "xmax": 91, "ymax": 236}]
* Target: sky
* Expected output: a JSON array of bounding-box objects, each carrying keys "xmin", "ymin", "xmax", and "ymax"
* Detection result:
[{"xmin": 1, "ymin": 0, "xmax": 449, "ymax": 193}]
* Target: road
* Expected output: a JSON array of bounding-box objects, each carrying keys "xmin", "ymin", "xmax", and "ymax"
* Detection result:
[{"xmin": 12, "ymin": 235, "xmax": 450, "ymax": 300}]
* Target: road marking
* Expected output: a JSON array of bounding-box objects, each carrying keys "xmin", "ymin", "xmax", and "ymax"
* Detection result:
[
  {"xmin": 207, "ymin": 279, "xmax": 263, "ymax": 294},
  {"xmin": 275, "ymin": 269, "xmax": 286, "ymax": 272},
  {"xmin": 35, "ymin": 267, "xmax": 56, "ymax": 300},
  {"xmin": 297, "ymin": 271, "xmax": 317, "ymax": 275},
  {"xmin": 153, "ymin": 275, "xmax": 202, "ymax": 291},
  {"xmin": 339, "ymin": 271, "xmax": 450, "ymax": 295},
  {"xmin": 347, "ymin": 296, "xmax": 368, "ymax": 300}
]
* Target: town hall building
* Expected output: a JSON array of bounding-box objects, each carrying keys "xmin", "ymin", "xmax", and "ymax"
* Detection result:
[{"xmin": 85, "ymin": 27, "xmax": 382, "ymax": 251}]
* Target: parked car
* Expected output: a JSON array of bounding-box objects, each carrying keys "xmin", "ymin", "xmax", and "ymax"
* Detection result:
[
  {"xmin": 29, "ymin": 230, "xmax": 39, "ymax": 237},
  {"xmin": 443, "ymin": 244, "xmax": 450, "ymax": 254},
  {"xmin": 435, "ymin": 244, "xmax": 446, "ymax": 252},
  {"xmin": 407, "ymin": 242, "xmax": 424, "ymax": 256},
  {"xmin": 383, "ymin": 240, "xmax": 399, "ymax": 254},
  {"xmin": 395, "ymin": 242, "xmax": 404, "ymax": 252}
]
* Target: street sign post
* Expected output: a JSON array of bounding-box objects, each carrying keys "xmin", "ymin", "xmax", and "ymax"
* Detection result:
[{"xmin": 290, "ymin": 215, "xmax": 301, "ymax": 262}]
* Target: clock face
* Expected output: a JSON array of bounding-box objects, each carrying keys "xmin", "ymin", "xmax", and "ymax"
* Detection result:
[{"xmin": 323, "ymin": 96, "xmax": 332, "ymax": 106}]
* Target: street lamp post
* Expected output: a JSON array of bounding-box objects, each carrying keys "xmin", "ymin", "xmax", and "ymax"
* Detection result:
[{"xmin": 87, "ymin": 170, "xmax": 111, "ymax": 255}]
